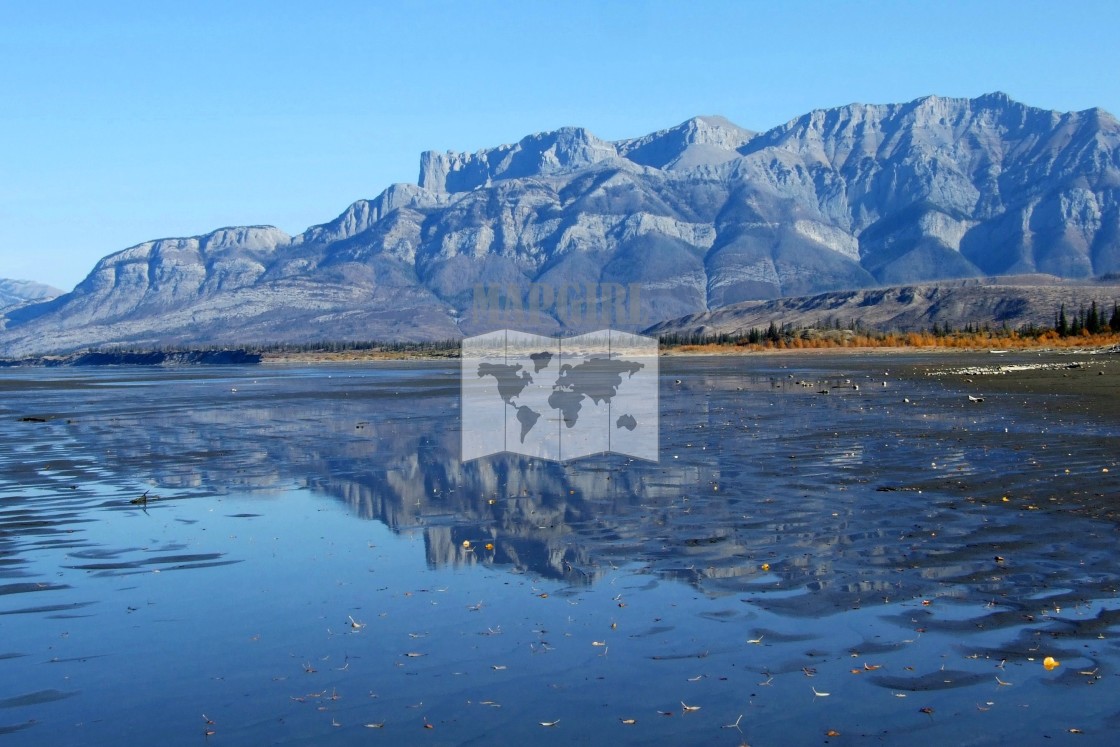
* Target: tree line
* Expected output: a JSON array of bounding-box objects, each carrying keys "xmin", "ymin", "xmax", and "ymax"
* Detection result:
[
  {"xmin": 659, "ymin": 300, "xmax": 1120, "ymax": 348},
  {"xmin": 1055, "ymin": 301, "xmax": 1120, "ymax": 336}
]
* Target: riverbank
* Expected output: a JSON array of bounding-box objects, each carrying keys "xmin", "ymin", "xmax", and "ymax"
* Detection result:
[{"xmin": 258, "ymin": 339, "xmax": 1120, "ymax": 363}]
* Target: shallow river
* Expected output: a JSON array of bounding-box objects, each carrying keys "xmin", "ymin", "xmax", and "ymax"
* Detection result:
[{"xmin": 1, "ymin": 353, "xmax": 1118, "ymax": 745}]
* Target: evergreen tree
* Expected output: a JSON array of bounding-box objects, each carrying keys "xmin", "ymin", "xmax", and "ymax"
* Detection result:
[
  {"xmin": 1058, "ymin": 304, "xmax": 1069, "ymax": 336},
  {"xmin": 1087, "ymin": 301, "xmax": 1100, "ymax": 334},
  {"xmin": 1111, "ymin": 303, "xmax": 1120, "ymax": 333}
]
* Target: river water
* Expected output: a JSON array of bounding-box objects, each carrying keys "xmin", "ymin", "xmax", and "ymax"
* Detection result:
[{"xmin": 1, "ymin": 353, "xmax": 1118, "ymax": 745}]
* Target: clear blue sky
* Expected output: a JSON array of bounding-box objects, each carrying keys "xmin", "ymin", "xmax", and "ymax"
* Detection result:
[{"xmin": 2, "ymin": 0, "xmax": 1118, "ymax": 291}]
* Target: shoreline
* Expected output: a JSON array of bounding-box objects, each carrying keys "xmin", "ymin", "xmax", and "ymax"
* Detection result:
[
  {"xmin": 259, "ymin": 341, "xmax": 1120, "ymax": 364},
  {"xmin": 1, "ymin": 341, "xmax": 1115, "ymax": 367}
]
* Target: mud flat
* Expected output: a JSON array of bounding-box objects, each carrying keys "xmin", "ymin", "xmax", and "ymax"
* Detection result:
[{"xmin": 923, "ymin": 348, "xmax": 1120, "ymax": 418}]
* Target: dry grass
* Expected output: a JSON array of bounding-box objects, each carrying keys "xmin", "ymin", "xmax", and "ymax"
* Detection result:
[
  {"xmin": 260, "ymin": 330, "xmax": 1120, "ymax": 362},
  {"xmin": 666, "ymin": 330, "xmax": 1120, "ymax": 354},
  {"xmin": 262, "ymin": 349, "xmax": 459, "ymax": 363}
]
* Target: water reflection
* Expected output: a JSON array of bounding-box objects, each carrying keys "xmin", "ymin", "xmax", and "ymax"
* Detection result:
[{"xmin": 5, "ymin": 359, "xmax": 1118, "ymax": 611}]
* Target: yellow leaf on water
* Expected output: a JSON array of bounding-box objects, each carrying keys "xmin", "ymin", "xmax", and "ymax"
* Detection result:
[{"xmin": 1043, "ymin": 656, "xmax": 1061, "ymax": 670}]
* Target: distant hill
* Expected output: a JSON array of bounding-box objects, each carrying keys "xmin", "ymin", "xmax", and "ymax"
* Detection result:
[
  {"xmin": 645, "ymin": 276, "xmax": 1120, "ymax": 338},
  {"xmin": 0, "ymin": 278, "xmax": 63, "ymax": 313},
  {"xmin": 3, "ymin": 93, "xmax": 1120, "ymax": 355}
]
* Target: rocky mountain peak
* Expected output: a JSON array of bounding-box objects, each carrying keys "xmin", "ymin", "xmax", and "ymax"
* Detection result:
[
  {"xmin": 418, "ymin": 115, "xmax": 761, "ymax": 192},
  {"xmin": 419, "ymin": 126, "xmax": 619, "ymax": 193},
  {"xmin": 618, "ymin": 115, "xmax": 755, "ymax": 170}
]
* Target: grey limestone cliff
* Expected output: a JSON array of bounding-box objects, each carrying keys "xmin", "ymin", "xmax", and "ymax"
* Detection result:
[{"xmin": 3, "ymin": 93, "xmax": 1120, "ymax": 355}]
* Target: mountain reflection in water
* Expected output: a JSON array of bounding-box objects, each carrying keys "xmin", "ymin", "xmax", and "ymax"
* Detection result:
[{"xmin": 5, "ymin": 358, "xmax": 1117, "ymax": 611}]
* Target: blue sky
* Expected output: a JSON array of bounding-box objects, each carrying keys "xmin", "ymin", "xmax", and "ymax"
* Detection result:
[{"xmin": 3, "ymin": 0, "xmax": 1119, "ymax": 291}]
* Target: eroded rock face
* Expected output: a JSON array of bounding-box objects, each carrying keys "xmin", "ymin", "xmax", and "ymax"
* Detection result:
[
  {"xmin": 646, "ymin": 277, "xmax": 1120, "ymax": 339},
  {"xmin": 4, "ymin": 93, "xmax": 1120, "ymax": 354}
]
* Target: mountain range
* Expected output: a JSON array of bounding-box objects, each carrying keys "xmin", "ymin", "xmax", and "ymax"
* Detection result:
[{"xmin": 3, "ymin": 92, "xmax": 1119, "ymax": 355}]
